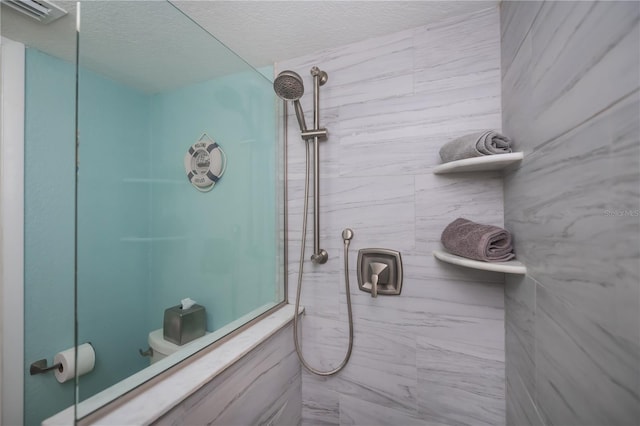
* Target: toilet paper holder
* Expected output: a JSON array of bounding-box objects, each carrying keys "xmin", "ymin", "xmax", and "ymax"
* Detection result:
[
  {"xmin": 29, "ymin": 358, "xmax": 62, "ymax": 375},
  {"xmin": 29, "ymin": 342, "xmax": 96, "ymax": 383}
]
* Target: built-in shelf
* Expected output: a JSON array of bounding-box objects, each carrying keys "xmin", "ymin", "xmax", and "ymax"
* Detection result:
[
  {"xmin": 122, "ymin": 178, "xmax": 184, "ymax": 184},
  {"xmin": 433, "ymin": 152, "xmax": 524, "ymax": 174},
  {"xmin": 120, "ymin": 236, "xmax": 188, "ymax": 242},
  {"xmin": 433, "ymin": 249, "xmax": 527, "ymax": 274}
]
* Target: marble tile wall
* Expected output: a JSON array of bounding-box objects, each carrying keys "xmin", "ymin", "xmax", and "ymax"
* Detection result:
[
  {"xmin": 153, "ymin": 324, "xmax": 301, "ymax": 426},
  {"xmin": 277, "ymin": 7, "xmax": 506, "ymax": 425},
  {"xmin": 501, "ymin": 1, "xmax": 640, "ymax": 425}
]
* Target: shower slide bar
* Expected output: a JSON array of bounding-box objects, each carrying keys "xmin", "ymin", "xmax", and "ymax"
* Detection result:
[
  {"xmin": 275, "ymin": 66, "xmax": 355, "ymax": 376},
  {"xmin": 274, "ymin": 66, "xmax": 329, "ymax": 264},
  {"xmin": 308, "ymin": 66, "xmax": 328, "ymax": 264}
]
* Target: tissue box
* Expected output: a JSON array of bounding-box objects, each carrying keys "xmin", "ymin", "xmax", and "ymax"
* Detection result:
[{"xmin": 163, "ymin": 304, "xmax": 206, "ymax": 345}]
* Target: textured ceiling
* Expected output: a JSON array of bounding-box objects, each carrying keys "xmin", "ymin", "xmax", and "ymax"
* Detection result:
[
  {"xmin": 172, "ymin": 1, "xmax": 498, "ymax": 66},
  {"xmin": 1, "ymin": 1, "xmax": 498, "ymax": 92}
]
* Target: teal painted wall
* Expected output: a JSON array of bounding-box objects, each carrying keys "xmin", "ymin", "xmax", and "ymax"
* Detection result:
[
  {"xmin": 24, "ymin": 48, "xmax": 153, "ymax": 424},
  {"xmin": 24, "ymin": 48, "xmax": 76, "ymax": 426},
  {"xmin": 147, "ymin": 68, "xmax": 279, "ymax": 332},
  {"xmin": 75, "ymin": 66, "xmax": 152, "ymax": 400}
]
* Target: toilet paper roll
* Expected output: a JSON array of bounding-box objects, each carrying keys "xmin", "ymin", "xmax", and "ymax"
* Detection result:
[{"xmin": 54, "ymin": 343, "xmax": 96, "ymax": 384}]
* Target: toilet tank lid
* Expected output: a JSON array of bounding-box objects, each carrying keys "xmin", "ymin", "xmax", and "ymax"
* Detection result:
[{"xmin": 148, "ymin": 328, "xmax": 181, "ymax": 355}]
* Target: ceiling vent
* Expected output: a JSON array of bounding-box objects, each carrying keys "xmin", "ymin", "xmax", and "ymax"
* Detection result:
[{"xmin": 1, "ymin": 0, "xmax": 67, "ymax": 24}]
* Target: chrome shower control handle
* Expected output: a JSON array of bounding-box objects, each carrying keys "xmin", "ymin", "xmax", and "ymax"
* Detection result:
[
  {"xmin": 370, "ymin": 274, "xmax": 379, "ymax": 298},
  {"xmin": 368, "ymin": 262, "xmax": 387, "ymax": 298}
]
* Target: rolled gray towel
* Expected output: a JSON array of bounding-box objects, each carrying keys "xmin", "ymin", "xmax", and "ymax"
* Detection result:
[
  {"xmin": 441, "ymin": 218, "xmax": 515, "ymax": 262},
  {"xmin": 439, "ymin": 130, "xmax": 512, "ymax": 163}
]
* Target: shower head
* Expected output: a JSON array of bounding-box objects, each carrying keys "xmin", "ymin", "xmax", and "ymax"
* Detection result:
[
  {"xmin": 274, "ymin": 70, "xmax": 308, "ymax": 133},
  {"xmin": 274, "ymin": 70, "xmax": 304, "ymax": 101}
]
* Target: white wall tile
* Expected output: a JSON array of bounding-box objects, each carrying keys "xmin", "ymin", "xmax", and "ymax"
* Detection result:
[
  {"xmin": 502, "ymin": 1, "xmax": 640, "ymax": 424},
  {"xmin": 279, "ymin": 6, "xmax": 505, "ymax": 425},
  {"xmin": 302, "ymin": 372, "xmax": 340, "ymax": 425},
  {"xmin": 528, "ymin": 2, "xmax": 640, "ymax": 150},
  {"xmin": 500, "ymin": 1, "xmax": 542, "ymax": 74}
]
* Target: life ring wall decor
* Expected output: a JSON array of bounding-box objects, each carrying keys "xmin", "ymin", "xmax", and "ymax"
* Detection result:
[{"xmin": 184, "ymin": 133, "xmax": 227, "ymax": 192}]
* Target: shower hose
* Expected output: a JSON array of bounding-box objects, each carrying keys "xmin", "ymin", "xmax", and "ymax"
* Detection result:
[{"xmin": 293, "ymin": 139, "xmax": 354, "ymax": 376}]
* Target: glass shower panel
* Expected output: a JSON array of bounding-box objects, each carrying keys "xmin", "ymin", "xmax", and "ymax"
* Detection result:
[
  {"xmin": 75, "ymin": 0, "xmax": 283, "ymax": 414},
  {"xmin": 22, "ymin": 43, "xmax": 77, "ymax": 426}
]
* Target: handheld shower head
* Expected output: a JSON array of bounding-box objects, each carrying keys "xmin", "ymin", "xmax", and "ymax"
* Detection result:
[
  {"xmin": 274, "ymin": 70, "xmax": 304, "ymax": 101},
  {"xmin": 274, "ymin": 70, "xmax": 308, "ymax": 133}
]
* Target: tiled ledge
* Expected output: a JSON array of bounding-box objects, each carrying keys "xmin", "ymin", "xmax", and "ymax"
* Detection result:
[{"xmin": 44, "ymin": 304, "xmax": 301, "ymax": 426}]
